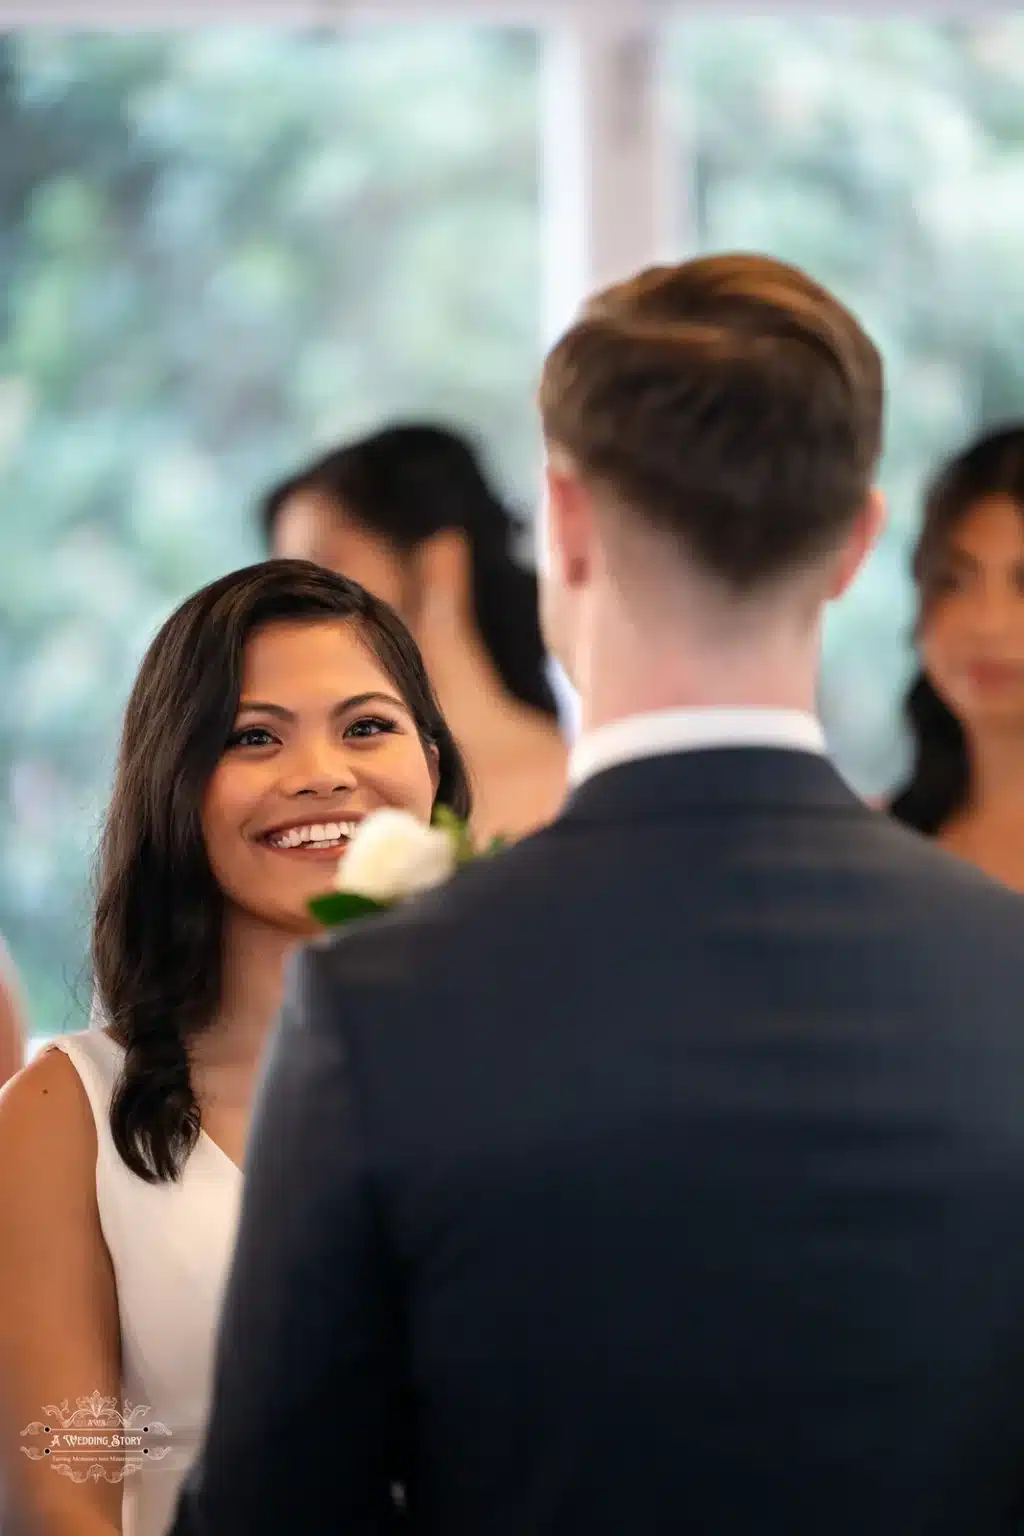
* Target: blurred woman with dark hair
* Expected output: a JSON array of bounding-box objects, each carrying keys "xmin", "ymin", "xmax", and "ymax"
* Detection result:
[
  {"xmin": 0, "ymin": 560, "xmax": 469, "ymax": 1536},
  {"xmin": 890, "ymin": 425, "xmax": 1024, "ymax": 887},
  {"xmin": 265, "ymin": 423, "xmax": 569, "ymax": 844}
]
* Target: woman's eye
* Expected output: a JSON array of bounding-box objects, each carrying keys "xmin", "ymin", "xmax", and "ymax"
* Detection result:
[
  {"xmin": 345, "ymin": 716, "xmax": 399, "ymax": 741},
  {"xmin": 227, "ymin": 726, "xmax": 277, "ymax": 749}
]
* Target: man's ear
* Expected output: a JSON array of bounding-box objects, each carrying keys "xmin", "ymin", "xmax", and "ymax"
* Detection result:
[
  {"xmin": 544, "ymin": 452, "xmax": 594, "ymax": 592},
  {"xmin": 828, "ymin": 488, "xmax": 887, "ymax": 601}
]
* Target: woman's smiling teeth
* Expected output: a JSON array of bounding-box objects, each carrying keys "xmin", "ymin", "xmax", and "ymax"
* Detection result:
[{"xmin": 264, "ymin": 821, "xmax": 359, "ymax": 851}]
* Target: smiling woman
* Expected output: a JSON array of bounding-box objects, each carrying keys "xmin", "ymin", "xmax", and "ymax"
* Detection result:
[
  {"xmin": 0, "ymin": 559, "xmax": 469, "ymax": 1536},
  {"xmin": 95, "ymin": 557, "xmax": 469, "ymax": 1181},
  {"xmin": 202, "ymin": 624, "xmax": 444, "ymax": 935}
]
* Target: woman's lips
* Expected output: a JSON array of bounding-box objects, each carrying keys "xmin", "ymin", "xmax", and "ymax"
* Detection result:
[{"xmin": 965, "ymin": 660, "xmax": 1024, "ymax": 690}]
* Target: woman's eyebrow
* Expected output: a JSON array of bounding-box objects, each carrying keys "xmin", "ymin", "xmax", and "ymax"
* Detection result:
[{"xmin": 234, "ymin": 691, "xmax": 409, "ymax": 719}]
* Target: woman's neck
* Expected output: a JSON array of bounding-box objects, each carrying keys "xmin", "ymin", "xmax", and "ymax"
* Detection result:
[
  {"xmin": 197, "ymin": 909, "xmax": 299, "ymax": 1069},
  {"xmin": 964, "ymin": 724, "xmax": 1024, "ymax": 821},
  {"xmin": 424, "ymin": 626, "xmax": 557, "ymax": 762}
]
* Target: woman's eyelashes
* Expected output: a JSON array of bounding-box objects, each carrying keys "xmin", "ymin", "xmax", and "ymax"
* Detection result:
[
  {"xmin": 345, "ymin": 715, "xmax": 401, "ymax": 740},
  {"xmin": 931, "ymin": 565, "xmax": 967, "ymax": 597},
  {"xmin": 225, "ymin": 715, "xmax": 402, "ymax": 751},
  {"xmin": 227, "ymin": 725, "xmax": 278, "ymax": 750}
]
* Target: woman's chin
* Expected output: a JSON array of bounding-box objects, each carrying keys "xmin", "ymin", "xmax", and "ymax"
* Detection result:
[
  {"xmin": 960, "ymin": 695, "xmax": 1024, "ymax": 731},
  {"xmin": 271, "ymin": 907, "xmax": 328, "ymax": 942},
  {"xmin": 226, "ymin": 891, "xmax": 335, "ymax": 944}
]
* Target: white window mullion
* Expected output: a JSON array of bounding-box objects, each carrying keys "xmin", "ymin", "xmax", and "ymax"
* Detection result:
[{"xmin": 540, "ymin": 7, "xmax": 672, "ymax": 344}]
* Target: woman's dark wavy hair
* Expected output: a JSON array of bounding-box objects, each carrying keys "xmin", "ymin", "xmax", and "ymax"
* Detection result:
[
  {"xmin": 261, "ymin": 423, "xmax": 559, "ymax": 720},
  {"xmin": 890, "ymin": 425, "xmax": 1024, "ymax": 835},
  {"xmin": 94, "ymin": 559, "xmax": 470, "ymax": 1184}
]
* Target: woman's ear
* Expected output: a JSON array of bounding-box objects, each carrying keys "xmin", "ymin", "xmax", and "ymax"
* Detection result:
[
  {"xmin": 426, "ymin": 740, "xmax": 441, "ymax": 796},
  {"xmin": 411, "ymin": 529, "xmax": 473, "ymax": 638}
]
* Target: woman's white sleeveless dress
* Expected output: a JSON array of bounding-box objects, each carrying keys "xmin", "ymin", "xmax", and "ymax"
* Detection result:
[{"xmin": 52, "ymin": 1030, "xmax": 243, "ymax": 1536}]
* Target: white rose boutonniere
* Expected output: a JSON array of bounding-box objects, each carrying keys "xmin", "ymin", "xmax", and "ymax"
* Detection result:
[
  {"xmin": 309, "ymin": 806, "xmax": 504, "ymax": 929},
  {"xmin": 337, "ymin": 809, "xmax": 456, "ymax": 903}
]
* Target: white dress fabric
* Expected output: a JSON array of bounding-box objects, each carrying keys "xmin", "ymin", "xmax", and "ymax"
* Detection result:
[{"xmin": 52, "ymin": 1029, "xmax": 243, "ymax": 1536}]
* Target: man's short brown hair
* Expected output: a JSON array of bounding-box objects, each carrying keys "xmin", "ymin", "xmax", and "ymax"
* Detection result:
[{"xmin": 539, "ymin": 253, "xmax": 884, "ymax": 591}]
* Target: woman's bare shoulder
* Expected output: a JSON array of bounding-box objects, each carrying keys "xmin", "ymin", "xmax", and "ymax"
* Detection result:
[{"xmin": 0, "ymin": 1046, "xmax": 97, "ymax": 1170}]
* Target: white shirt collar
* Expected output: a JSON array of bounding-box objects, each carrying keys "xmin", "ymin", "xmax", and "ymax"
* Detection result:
[{"xmin": 569, "ymin": 707, "xmax": 826, "ymax": 789}]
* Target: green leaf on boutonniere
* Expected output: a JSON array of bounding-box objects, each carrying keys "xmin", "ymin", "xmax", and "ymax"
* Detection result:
[
  {"xmin": 308, "ymin": 890, "xmax": 389, "ymax": 928},
  {"xmin": 482, "ymin": 835, "xmax": 507, "ymax": 857},
  {"xmin": 431, "ymin": 804, "xmax": 476, "ymax": 866}
]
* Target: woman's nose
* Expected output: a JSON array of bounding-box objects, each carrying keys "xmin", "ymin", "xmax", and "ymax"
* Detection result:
[
  {"xmin": 967, "ymin": 583, "xmax": 1017, "ymax": 639},
  {"xmin": 277, "ymin": 742, "xmax": 358, "ymax": 799}
]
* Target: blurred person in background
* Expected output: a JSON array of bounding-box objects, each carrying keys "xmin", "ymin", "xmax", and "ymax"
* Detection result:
[
  {"xmin": 0, "ymin": 560, "xmax": 468, "ymax": 1536},
  {"xmin": 0, "ymin": 941, "xmax": 24, "ymax": 1090},
  {"xmin": 264, "ymin": 423, "xmax": 569, "ymax": 845},
  {"xmin": 890, "ymin": 426, "xmax": 1024, "ymax": 887}
]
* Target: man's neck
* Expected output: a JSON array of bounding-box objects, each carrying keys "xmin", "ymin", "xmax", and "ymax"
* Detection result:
[
  {"xmin": 569, "ymin": 569, "xmax": 825, "ymax": 737},
  {"xmin": 576, "ymin": 635, "xmax": 821, "ymax": 737}
]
